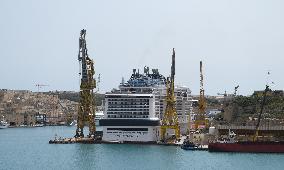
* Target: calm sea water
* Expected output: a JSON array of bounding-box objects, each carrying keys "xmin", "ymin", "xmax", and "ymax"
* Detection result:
[{"xmin": 0, "ymin": 126, "xmax": 284, "ymax": 170}]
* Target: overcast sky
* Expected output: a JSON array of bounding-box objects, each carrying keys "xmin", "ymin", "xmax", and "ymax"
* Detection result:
[{"xmin": 0, "ymin": 0, "xmax": 283, "ymax": 95}]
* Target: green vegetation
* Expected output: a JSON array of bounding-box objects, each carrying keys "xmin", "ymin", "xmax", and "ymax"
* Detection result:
[
  {"xmin": 220, "ymin": 90, "xmax": 284, "ymax": 124},
  {"xmin": 209, "ymin": 89, "xmax": 284, "ymax": 125},
  {"xmin": 233, "ymin": 92, "xmax": 284, "ymax": 118},
  {"xmin": 46, "ymin": 91, "xmax": 105, "ymax": 106}
]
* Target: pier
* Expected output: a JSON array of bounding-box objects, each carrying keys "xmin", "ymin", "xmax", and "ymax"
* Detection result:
[
  {"xmin": 48, "ymin": 135, "xmax": 209, "ymax": 151},
  {"xmin": 217, "ymin": 125, "xmax": 284, "ymax": 137},
  {"xmin": 49, "ymin": 137, "xmax": 102, "ymax": 144}
]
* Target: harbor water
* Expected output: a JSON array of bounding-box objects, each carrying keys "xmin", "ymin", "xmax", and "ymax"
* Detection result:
[{"xmin": 1, "ymin": 126, "xmax": 284, "ymax": 170}]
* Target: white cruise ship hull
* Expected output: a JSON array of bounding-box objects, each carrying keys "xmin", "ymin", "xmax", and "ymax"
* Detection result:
[
  {"xmin": 102, "ymin": 126, "xmax": 159, "ymax": 142},
  {"xmin": 100, "ymin": 118, "xmax": 160, "ymax": 142}
]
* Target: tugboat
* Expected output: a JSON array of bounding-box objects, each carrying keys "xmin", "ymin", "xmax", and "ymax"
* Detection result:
[
  {"xmin": 181, "ymin": 141, "xmax": 198, "ymax": 150},
  {"xmin": 181, "ymin": 136, "xmax": 198, "ymax": 150}
]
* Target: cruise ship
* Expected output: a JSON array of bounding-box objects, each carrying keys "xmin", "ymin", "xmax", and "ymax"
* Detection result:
[{"xmin": 100, "ymin": 67, "xmax": 193, "ymax": 143}]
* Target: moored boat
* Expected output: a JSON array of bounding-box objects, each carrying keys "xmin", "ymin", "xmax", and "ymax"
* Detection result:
[
  {"xmin": 209, "ymin": 141, "xmax": 284, "ymax": 153},
  {"xmin": 0, "ymin": 116, "xmax": 9, "ymax": 129},
  {"xmin": 181, "ymin": 141, "xmax": 198, "ymax": 150},
  {"xmin": 209, "ymin": 85, "xmax": 284, "ymax": 153}
]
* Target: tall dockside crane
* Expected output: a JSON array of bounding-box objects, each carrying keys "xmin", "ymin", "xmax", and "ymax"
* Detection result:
[
  {"xmin": 253, "ymin": 85, "xmax": 269, "ymax": 141},
  {"xmin": 194, "ymin": 61, "xmax": 207, "ymax": 129},
  {"xmin": 161, "ymin": 48, "xmax": 180, "ymax": 141},
  {"xmin": 234, "ymin": 85, "xmax": 239, "ymax": 96},
  {"xmin": 75, "ymin": 29, "xmax": 96, "ymax": 138}
]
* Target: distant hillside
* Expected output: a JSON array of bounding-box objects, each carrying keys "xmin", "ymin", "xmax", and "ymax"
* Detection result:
[
  {"xmin": 45, "ymin": 91, "xmax": 105, "ymax": 106},
  {"xmin": 221, "ymin": 90, "xmax": 284, "ymax": 124}
]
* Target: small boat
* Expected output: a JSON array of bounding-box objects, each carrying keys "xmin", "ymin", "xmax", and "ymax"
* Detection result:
[
  {"xmin": 0, "ymin": 116, "xmax": 9, "ymax": 129},
  {"xmin": 69, "ymin": 120, "xmax": 77, "ymax": 126},
  {"xmin": 181, "ymin": 136, "xmax": 198, "ymax": 150},
  {"xmin": 19, "ymin": 124, "xmax": 28, "ymax": 127},
  {"xmin": 181, "ymin": 141, "xmax": 198, "ymax": 150},
  {"xmin": 34, "ymin": 124, "xmax": 44, "ymax": 127}
]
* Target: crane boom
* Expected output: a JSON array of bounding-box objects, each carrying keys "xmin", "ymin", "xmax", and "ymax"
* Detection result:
[{"xmin": 253, "ymin": 85, "xmax": 269, "ymax": 141}]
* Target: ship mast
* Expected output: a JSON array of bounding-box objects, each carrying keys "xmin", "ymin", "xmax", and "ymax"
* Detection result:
[
  {"xmin": 160, "ymin": 48, "xmax": 180, "ymax": 141},
  {"xmin": 75, "ymin": 29, "xmax": 96, "ymax": 138}
]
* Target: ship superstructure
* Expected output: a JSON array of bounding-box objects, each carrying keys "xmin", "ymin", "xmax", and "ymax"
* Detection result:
[{"xmin": 100, "ymin": 66, "xmax": 193, "ymax": 142}]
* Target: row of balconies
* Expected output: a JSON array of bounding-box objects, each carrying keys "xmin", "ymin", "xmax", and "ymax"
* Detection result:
[
  {"xmin": 108, "ymin": 99, "xmax": 149, "ymax": 102},
  {"xmin": 108, "ymin": 108, "xmax": 149, "ymax": 111},
  {"xmin": 108, "ymin": 102, "xmax": 149, "ymax": 105},
  {"xmin": 108, "ymin": 105, "xmax": 149, "ymax": 108},
  {"xmin": 107, "ymin": 111, "xmax": 149, "ymax": 114},
  {"xmin": 107, "ymin": 115, "xmax": 149, "ymax": 118}
]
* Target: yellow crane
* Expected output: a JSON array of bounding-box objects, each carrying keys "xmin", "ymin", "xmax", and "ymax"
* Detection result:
[
  {"xmin": 75, "ymin": 29, "xmax": 96, "ymax": 138},
  {"xmin": 194, "ymin": 61, "xmax": 208, "ymax": 130},
  {"xmin": 160, "ymin": 48, "xmax": 180, "ymax": 141}
]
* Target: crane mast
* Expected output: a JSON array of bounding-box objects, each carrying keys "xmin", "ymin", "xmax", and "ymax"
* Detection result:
[
  {"xmin": 75, "ymin": 29, "xmax": 96, "ymax": 138},
  {"xmin": 160, "ymin": 48, "xmax": 180, "ymax": 141},
  {"xmin": 194, "ymin": 61, "xmax": 207, "ymax": 129},
  {"xmin": 234, "ymin": 85, "xmax": 239, "ymax": 96},
  {"xmin": 253, "ymin": 85, "xmax": 269, "ymax": 141}
]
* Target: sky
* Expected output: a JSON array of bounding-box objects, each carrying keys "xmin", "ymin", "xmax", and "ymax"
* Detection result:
[{"xmin": 0, "ymin": 0, "xmax": 283, "ymax": 95}]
